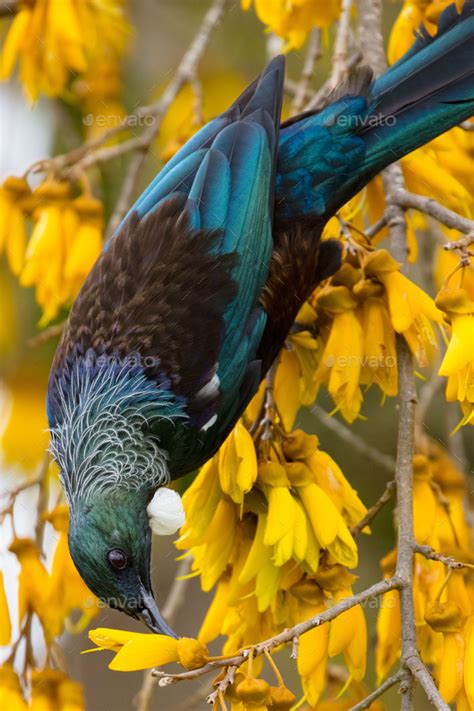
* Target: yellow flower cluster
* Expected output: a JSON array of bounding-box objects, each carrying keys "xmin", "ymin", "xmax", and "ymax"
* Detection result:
[
  {"xmin": 73, "ymin": 59, "xmax": 127, "ymax": 141},
  {"xmin": 241, "ymin": 0, "xmax": 341, "ymax": 50},
  {"xmin": 307, "ymin": 244, "xmax": 443, "ymax": 422},
  {"xmin": 0, "ymin": 0, "xmax": 130, "ymax": 101},
  {"xmin": 177, "ymin": 378, "xmax": 368, "ymax": 705},
  {"xmin": 0, "ymin": 177, "xmax": 103, "ymax": 325},
  {"xmin": 376, "ymin": 447, "xmax": 474, "ymax": 708},
  {"xmin": 0, "ymin": 664, "xmax": 84, "ymax": 711},
  {"xmin": 9, "ymin": 505, "xmax": 98, "ymax": 644}
]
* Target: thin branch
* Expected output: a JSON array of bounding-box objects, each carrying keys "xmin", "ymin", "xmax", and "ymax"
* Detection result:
[
  {"xmin": 350, "ymin": 480, "xmax": 396, "ymax": 535},
  {"xmin": 330, "ymin": 0, "xmax": 354, "ymax": 87},
  {"xmin": 206, "ymin": 665, "xmax": 237, "ymax": 705},
  {"xmin": 291, "ymin": 29, "xmax": 322, "ymax": 114},
  {"xmin": 312, "ymin": 405, "xmax": 396, "ymax": 473},
  {"xmin": 414, "ymin": 544, "xmax": 474, "ymax": 570},
  {"xmin": 404, "ymin": 652, "xmax": 450, "ymax": 711},
  {"xmin": 27, "ymin": 321, "xmax": 65, "ymax": 347},
  {"xmin": 394, "ymin": 190, "xmax": 474, "ymax": 237},
  {"xmin": 349, "ymin": 669, "xmax": 408, "ymax": 711},
  {"xmin": 153, "ymin": 577, "xmax": 402, "ymax": 685}
]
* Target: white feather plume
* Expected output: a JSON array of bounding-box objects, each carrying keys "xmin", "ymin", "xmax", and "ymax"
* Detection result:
[{"xmin": 147, "ymin": 487, "xmax": 185, "ymax": 535}]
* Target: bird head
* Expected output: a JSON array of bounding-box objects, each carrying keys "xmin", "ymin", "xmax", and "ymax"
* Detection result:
[{"xmin": 68, "ymin": 487, "xmax": 182, "ymax": 637}]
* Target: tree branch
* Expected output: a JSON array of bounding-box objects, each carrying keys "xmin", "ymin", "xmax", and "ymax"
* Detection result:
[
  {"xmin": 349, "ymin": 669, "xmax": 408, "ymax": 711},
  {"xmin": 153, "ymin": 577, "xmax": 402, "ymax": 685},
  {"xmin": 350, "ymin": 480, "xmax": 396, "ymax": 536},
  {"xmin": 414, "ymin": 544, "xmax": 474, "ymax": 570},
  {"xmin": 291, "ymin": 29, "xmax": 322, "ymax": 114}
]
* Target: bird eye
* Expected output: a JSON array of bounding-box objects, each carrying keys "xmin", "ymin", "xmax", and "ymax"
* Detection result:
[{"xmin": 107, "ymin": 548, "xmax": 128, "ymax": 571}]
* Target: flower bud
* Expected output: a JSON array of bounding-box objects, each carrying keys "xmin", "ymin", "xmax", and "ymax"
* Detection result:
[
  {"xmin": 257, "ymin": 460, "xmax": 290, "ymax": 486},
  {"xmin": 268, "ymin": 685, "xmax": 296, "ymax": 710},
  {"xmin": 177, "ymin": 637, "xmax": 209, "ymax": 669},
  {"xmin": 282, "ymin": 430, "xmax": 318, "ymax": 460},
  {"xmin": 425, "ymin": 601, "xmax": 467, "ymax": 633},
  {"xmin": 235, "ymin": 677, "xmax": 271, "ymax": 705}
]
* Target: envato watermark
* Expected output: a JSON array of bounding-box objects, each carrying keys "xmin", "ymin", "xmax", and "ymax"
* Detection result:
[
  {"xmin": 335, "ymin": 113, "xmax": 397, "ymax": 128},
  {"xmin": 324, "ymin": 355, "xmax": 396, "ymax": 368},
  {"xmin": 80, "ymin": 352, "xmax": 161, "ymax": 369},
  {"xmin": 82, "ymin": 113, "xmax": 156, "ymax": 129}
]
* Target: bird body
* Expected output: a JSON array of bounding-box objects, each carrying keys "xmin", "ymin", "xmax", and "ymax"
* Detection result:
[{"xmin": 47, "ymin": 2, "xmax": 474, "ymax": 635}]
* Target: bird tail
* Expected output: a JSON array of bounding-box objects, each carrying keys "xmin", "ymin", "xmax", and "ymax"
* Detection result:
[{"xmin": 276, "ymin": 0, "xmax": 474, "ymax": 223}]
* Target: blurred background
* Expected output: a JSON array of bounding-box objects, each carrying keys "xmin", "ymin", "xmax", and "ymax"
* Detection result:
[{"xmin": 1, "ymin": 1, "xmax": 472, "ymax": 709}]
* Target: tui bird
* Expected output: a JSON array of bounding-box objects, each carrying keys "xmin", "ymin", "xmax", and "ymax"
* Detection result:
[{"xmin": 48, "ymin": 2, "xmax": 474, "ymax": 637}]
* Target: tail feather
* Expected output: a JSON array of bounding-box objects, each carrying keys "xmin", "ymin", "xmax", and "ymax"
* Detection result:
[{"xmin": 276, "ymin": 0, "xmax": 474, "ymax": 223}]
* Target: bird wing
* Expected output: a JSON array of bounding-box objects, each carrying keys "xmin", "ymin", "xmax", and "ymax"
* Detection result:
[{"xmin": 53, "ymin": 58, "xmax": 285, "ymax": 442}]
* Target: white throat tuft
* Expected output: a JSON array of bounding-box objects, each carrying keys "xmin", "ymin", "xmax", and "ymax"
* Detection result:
[{"xmin": 147, "ymin": 487, "xmax": 185, "ymax": 535}]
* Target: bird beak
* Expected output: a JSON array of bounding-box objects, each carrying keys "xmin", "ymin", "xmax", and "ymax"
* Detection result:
[{"xmin": 138, "ymin": 584, "xmax": 178, "ymax": 638}]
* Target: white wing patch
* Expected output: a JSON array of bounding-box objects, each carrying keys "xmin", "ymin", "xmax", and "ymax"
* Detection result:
[{"xmin": 147, "ymin": 487, "xmax": 185, "ymax": 536}]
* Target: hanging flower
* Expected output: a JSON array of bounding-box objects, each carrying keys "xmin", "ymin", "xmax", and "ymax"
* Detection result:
[
  {"xmin": 0, "ymin": 176, "xmax": 31, "ymax": 276},
  {"xmin": 241, "ymin": 0, "xmax": 341, "ymax": 51},
  {"xmin": 87, "ymin": 628, "xmax": 210, "ymax": 672},
  {"xmin": 0, "ymin": 571, "xmax": 11, "ymax": 646},
  {"xmin": 436, "ymin": 287, "xmax": 474, "ymax": 427},
  {"xmin": 0, "ymin": 663, "xmax": 27, "ymax": 711}
]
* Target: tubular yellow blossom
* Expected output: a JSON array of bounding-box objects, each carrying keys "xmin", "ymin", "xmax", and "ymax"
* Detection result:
[
  {"xmin": 1, "ymin": 367, "xmax": 49, "ymax": 469},
  {"xmin": 364, "ymin": 249, "xmax": 444, "ymax": 367},
  {"xmin": 437, "ymin": 287, "xmax": 474, "ymax": 427},
  {"xmin": 388, "ymin": 0, "xmax": 435, "ymax": 65},
  {"xmin": 242, "ymin": 0, "xmax": 341, "ymax": 51},
  {"xmin": 63, "ymin": 196, "xmax": 103, "ymax": 303},
  {"xmin": 0, "ymin": 176, "xmax": 30, "ymax": 275},
  {"xmin": 375, "ymin": 587, "xmax": 401, "ymax": 683},
  {"xmin": 9, "ymin": 537, "xmax": 63, "ymax": 643},
  {"xmin": 0, "ymin": 663, "xmax": 27, "ymax": 711},
  {"xmin": 219, "ymin": 422, "xmax": 258, "ymax": 504},
  {"xmin": 315, "ymin": 285, "xmax": 364, "ymax": 422},
  {"xmin": 0, "ymin": 570, "xmax": 11, "ymax": 646},
  {"xmin": 297, "ymin": 602, "xmax": 330, "ymax": 706},
  {"xmin": 328, "ymin": 589, "xmax": 367, "ymax": 681},
  {"xmin": 464, "ymin": 616, "xmax": 474, "ymax": 708},
  {"xmin": 87, "ymin": 628, "xmax": 210, "ymax": 672}
]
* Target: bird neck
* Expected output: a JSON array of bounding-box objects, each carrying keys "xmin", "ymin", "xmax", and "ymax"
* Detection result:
[{"xmin": 48, "ymin": 348, "xmax": 186, "ymax": 504}]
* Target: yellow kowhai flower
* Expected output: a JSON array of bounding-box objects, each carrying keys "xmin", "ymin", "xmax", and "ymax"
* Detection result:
[
  {"xmin": 0, "ymin": 0, "xmax": 130, "ymax": 102},
  {"xmin": 43, "ymin": 504, "xmax": 99, "ymax": 632},
  {"xmin": 219, "ymin": 421, "xmax": 258, "ymax": 504},
  {"xmin": 242, "ymin": 0, "xmax": 341, "ymax": 51},
  {"xmin": 73, "ymin": 59, "xmax": 126, "ymax": 141},
  {"xmin": 20, "ymin": 182, "xmax": 103, "ymax": 325},
  {"xmin": 0, "ymin": 570, "xmax": 11, "ymax": 646},
  {"xmin": 62, "ymin": 195, "xmax": 103, "ymax": 303},
  {"xmin": 436, "ymin": 286, "xmax": 474, "ymax": 427},
  {"xmin": 0, "ymin": 663, "xmax": 27, "ymax": 711},
  {"xmin": 363, "ymin": 249, "xmax": 444, "ymax": 367},
  {"xmin": 87, "ymin": 628, "xmax": 209, "ymax": 672},
  {"xmin": 464, "ymin": 616, "xmax": 474, "ymax": 708},
  {"xmin": 1, "ymin": 366, "xmax": 49, "ymax": 469},
  {"xmin": 402, "ymin": 147, "xmax": 472, "ymax": 217},
  {"xmin": 425, "ymin": 600, "xmax": 467, "ymax": 703},
  {"xmin": 388, "ymin": 0, "xmax": 435, "ymax": 65},
  {"xmin": 30, "ymin": 668, "xmax": 84, "ymax": 711},
  {"xmin": 9, "ymin": 537, "xmax": 63, "ymax": 644},
  {"xmin": 314, "ymin": 284, "xmax": 364, "ymax": 423},
  {"xmin": 434, "ymin": 241, "xmax": 474, "ymax": 301},
  {"xmin": 0, "ymin": 176, "xmax": 31, "ymax": 276},
  {"xmin": 328, "ymin": 588, "xmax": 367, "ymax": 682}
]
